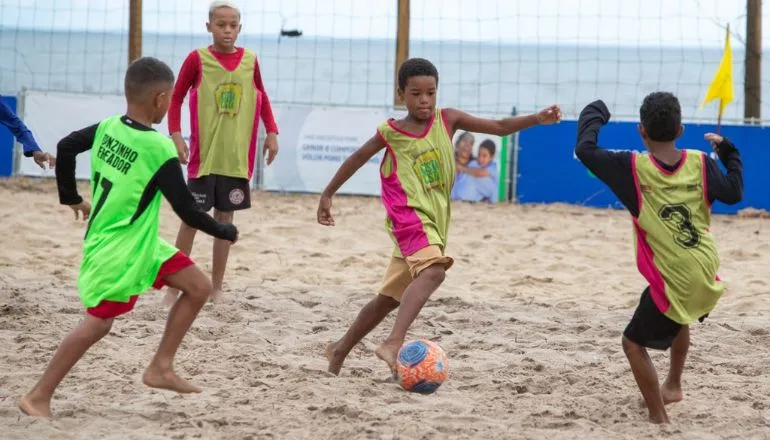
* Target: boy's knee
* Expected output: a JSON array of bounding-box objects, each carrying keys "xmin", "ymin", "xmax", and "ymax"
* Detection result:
[
  {"xmin": 621, "ymin": 335, "xmax": 644, "ymax": 356},
  {"xmin": 180, "ymin": 222, "xmax": 197, "ymax": 232},
  {"xmin": 186, "ymin": 277, "xmax": 214, "ymax": 302},
  {"xmin": 420, "ymin": 264, "xmax": 446, "ymax": 286},
  {"xmin": 89, "ymin": 317, "xmax": 114, "ymax": 337},
  {"xmin": 214, "ymin": 210, "xmax": 234, "ymax": 222},
  {"xmin": 374, "ymin": 294, "xmax": 400, "ymax": 311}
]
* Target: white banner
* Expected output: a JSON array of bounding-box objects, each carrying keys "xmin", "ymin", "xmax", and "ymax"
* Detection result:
[
  {"xmin": 262, "ymin": 106, "xmax": 395, "ymax": 196},
  {"xmin": 19, "ymin": 91, "xmax": 504, "ymax": 201},
  {"xmin": 19, "ymin": 90, "xmax": 193, "ymax": 180}
]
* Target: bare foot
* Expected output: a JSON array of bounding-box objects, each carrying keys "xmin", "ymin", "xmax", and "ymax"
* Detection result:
[
  {"xmin": 648, "ymin": 411, "xmax": 670, "ymax": 424},
  {"xmin": 143, "ymin": 365, "xmax": 202, "ymax": 394},
  {"xmin": 639, "ymin": 383, "xmax": 684, "ymax": 408},
  {"xmin": 375, "ymin": 339, "xmax": 402, "ymax": 378},
  {"xmin": 18, "ymin": 393, "xmax": 51, "ymax": 418},
  {"xmin": 162, "ymin": 289, "xmax": 179, "ymax": 307},
  {"xmin": 209, "ymin": 289, "xmax": 222, "ymax": 304},
  {"xmin": 661, "ymin": 382, "xmax": 684, "ymax": 405},
  {"xmin": 325, "ymin": 342, "xmax": 347, "ymax": 376}
]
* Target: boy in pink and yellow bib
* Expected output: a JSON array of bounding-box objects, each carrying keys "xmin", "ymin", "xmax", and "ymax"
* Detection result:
[
  {"xmin": 317, "ymin": 58, "xmax": 562, "ymax": 376},
  {"xmin": 165, "ymin": 1, "xmax": 279, "ymax": 303}
]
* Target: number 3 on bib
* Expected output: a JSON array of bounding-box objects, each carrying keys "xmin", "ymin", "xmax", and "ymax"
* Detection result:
[{"xmin": 658, "ymin": 203, "xmax": 700, "ymax": 249}]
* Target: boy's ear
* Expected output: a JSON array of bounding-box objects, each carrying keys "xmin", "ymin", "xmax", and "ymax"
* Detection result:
[
  {"xmin": 397, "ymin": 88, "xmax": 404, "ymax": 103},
  {"xmin": 155, "ymin": 91, "xmax": 166, "ymax": 109},
  {"xmin": 675, "ymin": 125, "xmax": 684, "ymax": 140},
  {"xmin": 206, "ymin": 22, "xmax": 213, "ymax": 33}
]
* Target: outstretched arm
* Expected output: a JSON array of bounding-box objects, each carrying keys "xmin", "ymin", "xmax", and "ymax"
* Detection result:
[
  {"xmin": 55, "ymin": 123, "xmax": 98, "ymax": 220},
  {"xmin": 574, "ymin": 100, "xmax": 639, "ymax": 216},
  {"xmin": 0, "ymin": 98, "xmax": 41, "ymax": 156},
  {"xmin": 442, "ymin": 105, "xmax": 561, "ymax": 139},
  {"xmin": 155, "ymin": 158, "xmax": 239, "ymax": 242},
  {"xmin": 56, "ymin": 124, "xmax": 99, "ymax": 205},
  {"xmin": 703, "ymin": 133, "xmax": 743, "ymax": 205},
  {"xmin": 317, "ymin": 133, "xmax": 386, "ymax": 226}
]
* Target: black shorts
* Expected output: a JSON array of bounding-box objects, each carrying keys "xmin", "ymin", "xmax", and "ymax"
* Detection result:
[
  {"xmin": 623, "ymin": 287, "xmax": 707, "ymax": 351},
  {"xmin": 188, "ymin": 174, "xmax": 251, "ymax": 212}
]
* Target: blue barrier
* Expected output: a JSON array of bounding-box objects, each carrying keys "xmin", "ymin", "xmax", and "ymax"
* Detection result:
[
  {"xmin": 0, "ymin": 96, "xmax": 18, "ymax": 176},
  {"xmin": 516, "ymin": 120, "xmax": 768, "ymax": 214}
]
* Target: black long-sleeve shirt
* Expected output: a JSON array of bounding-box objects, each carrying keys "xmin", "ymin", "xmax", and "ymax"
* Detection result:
[
  {"xmin": 574, "ymin": 100, "xmax": 743, "ymax": 217},
  {"xmin": 56, "ymin": 116, "xmax": 237, "ymax": 241}
]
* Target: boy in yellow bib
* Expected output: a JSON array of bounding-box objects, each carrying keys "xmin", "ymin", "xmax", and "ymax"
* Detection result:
[
  {"xmin": 165, "ymin": 1, "xmax": 279, "ymax": 303},
  {"xmin": 317, "ymin": 58, "xmax": 561, "ymax": 376},
  {"xmin": 575, "ymin": 93, "xmax": 743, "ymax": 424}
]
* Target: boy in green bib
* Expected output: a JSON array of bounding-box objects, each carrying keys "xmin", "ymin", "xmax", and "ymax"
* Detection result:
[
  {"xmin": 575, "ymin": 93, "xmax": 743, "ymax": 423},
  {"xmin": 19, "ymin": 57, "xmax": 239, "ymax": 418}
]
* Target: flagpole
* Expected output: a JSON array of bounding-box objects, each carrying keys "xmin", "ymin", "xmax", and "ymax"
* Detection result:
[{"xmin": 717, "ymin": 98, "xmax": 722, "ymax": 134}]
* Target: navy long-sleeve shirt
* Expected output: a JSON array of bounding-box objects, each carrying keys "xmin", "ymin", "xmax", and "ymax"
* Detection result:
[
  {"xmin": 0, "ymin": 97, "xmax": 41, "ymax": 157},
  {"xmin": 574, "ymin": 100, "xmax": 743, "ymax": 217}
]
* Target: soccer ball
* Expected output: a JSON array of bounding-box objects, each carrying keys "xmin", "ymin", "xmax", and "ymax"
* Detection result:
[{"xmin": 396, "ymin": 339, "xmax": 448, "ymax": 394}]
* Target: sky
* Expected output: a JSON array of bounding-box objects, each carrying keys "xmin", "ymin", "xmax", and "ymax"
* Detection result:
[{"xmin": 0, "ymin": 0, "xmax": 765, "ymax": 47}]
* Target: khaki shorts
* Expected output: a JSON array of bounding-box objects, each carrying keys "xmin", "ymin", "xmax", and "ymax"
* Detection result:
[{"xmin": 379, "ymin": 245, "xmax": 454, "ymax": 301}]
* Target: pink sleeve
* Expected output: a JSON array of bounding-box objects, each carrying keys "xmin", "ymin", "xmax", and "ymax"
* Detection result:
[{"xmin": 168, "ymin": 51, "xmax": 200, "ymax": 134}]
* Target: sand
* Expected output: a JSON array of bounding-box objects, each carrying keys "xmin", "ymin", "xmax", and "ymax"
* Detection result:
[{"xmin": 1, "ymin": 177, "xmax": 769, "ymax": 440}]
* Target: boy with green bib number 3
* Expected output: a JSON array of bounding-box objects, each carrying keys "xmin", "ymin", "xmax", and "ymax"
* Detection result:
[
  {"xmin": 19, "ymin": 57, "xmax": 239, "ymax": 418},
  {"xmin": 318, "ymin": 58, "xmax": 561, "ymax": 376},
  {"xmin": 165, "ymin": 0, "xmax": 279, "ymax": 304},
  {"xmin": 575, "ymin": 94, "xmax": 743, "ymax": 423}
]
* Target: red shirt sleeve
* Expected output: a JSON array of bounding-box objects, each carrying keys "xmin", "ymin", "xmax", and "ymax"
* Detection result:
[
  {"xmin": 168, "ymin": 51, "xmax": 201, "ymax": 134},
  {"xmin": 253, "ymin": 55, "xmax": 278, "ymax": 134}
]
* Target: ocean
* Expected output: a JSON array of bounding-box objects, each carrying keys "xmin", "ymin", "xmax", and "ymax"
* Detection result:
[{"xmin": 0, "ymin": 28, "xmax": 766, "ymax": 122}]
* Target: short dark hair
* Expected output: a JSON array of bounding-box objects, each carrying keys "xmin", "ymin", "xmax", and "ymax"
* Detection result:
[
  {"xmin": 124, "ymin": 57, "xmax": 175, "ymax": 103},
  {"xmin": 397, "ymin": 58, "xmax": 439, "ymax": 91},
  {"xmin": 639, "ymin": 92, "xmax": 681, "ymax": 142},
  {"xmin": 479, "ymin": 139, "xmax": 496, "ymax": 157}
]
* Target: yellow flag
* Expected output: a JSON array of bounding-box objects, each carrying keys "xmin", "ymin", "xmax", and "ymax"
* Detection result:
[{"xmin": 701, "ymin": 26, "xmax": 734, "ymax": 116}]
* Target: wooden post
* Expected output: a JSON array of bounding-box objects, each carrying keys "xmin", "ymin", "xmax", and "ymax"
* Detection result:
[
  {"xmin": 394, "ymin": 0, "xmax": 410, "ymax": 108},
  {"xmin": 744, "ymin": 0, "xmax": 761, "ymax": 123},
  {"xmin": 129, "ymin": 0, "xmax": 143, "ymax": 64}
]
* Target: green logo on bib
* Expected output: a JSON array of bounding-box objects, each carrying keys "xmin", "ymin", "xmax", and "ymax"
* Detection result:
[
  {"xmin": 215, "ymin": 83, "xmax": 242, "ymax": 116},
  {"xmin": 413, "ymin": 149, "xmax": 442, "ymax": 190}
]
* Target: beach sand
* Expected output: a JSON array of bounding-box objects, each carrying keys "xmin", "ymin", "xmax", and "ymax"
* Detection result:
[{"xmin": 1, "ymin": 177, "xmax": 769, "ymax": 439}]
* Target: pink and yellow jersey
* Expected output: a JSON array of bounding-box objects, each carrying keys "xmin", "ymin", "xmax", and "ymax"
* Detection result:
[
  {"xmin": 188, "ymin": 48, "xmax": 262, "ymax": 180},
  {"xmin": 377, "ymin": 109, "xmax": 456, "ymax": 258},
  {"xmin": 632, "ymin": 149, "xmax": 725, "ymax": 324}
]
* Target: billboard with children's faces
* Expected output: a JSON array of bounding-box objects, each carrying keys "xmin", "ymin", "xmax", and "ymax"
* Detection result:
[{"xmin": 450, "ymin": 130, "xmax": 505, "ymax": 204}]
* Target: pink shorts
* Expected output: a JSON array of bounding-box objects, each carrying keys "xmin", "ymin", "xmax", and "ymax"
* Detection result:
[{"xmin": 86, "ymin": 252, "xmax": 195, "ymax": 319}]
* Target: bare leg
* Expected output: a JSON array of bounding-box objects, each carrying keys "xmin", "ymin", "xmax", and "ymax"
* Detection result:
[
  {"xmin": 210, "ymin": 210, "xmax": 234, "ymax": 302},
  {"xmin": 163, "ymin": 222, "xmax": 198, "ymax": 306},
  {"xmin": 622, "ymin": 336, "xmax": 669, "ymax": 424},
  {"xmin": 375, "ymin": 265, "xmax": 446, "ymax": 375},
  {"xmin": 20, "ymin": 315, "xmax": 114, "ymax": 417},
  {"xmin": 326, "ymin": 294, "xmax": 399, "ymax": 375},
  {"xmin": 143, "ymin": 265, "xmax": 212, "ymax": 393},
  {"xmin": 661, "ymin": 325, "xmax": 688, "ymax": 405}
]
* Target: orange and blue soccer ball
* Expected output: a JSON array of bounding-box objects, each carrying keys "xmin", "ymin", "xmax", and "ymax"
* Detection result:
[{"xmin": 396, "ymin": 339, "xmax": 448, "ymax": 394}]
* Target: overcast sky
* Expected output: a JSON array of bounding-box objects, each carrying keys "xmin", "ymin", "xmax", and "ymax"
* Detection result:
[{"xmin": 0, "ymin": 0, "xmax": 764, "ymax": 47}]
